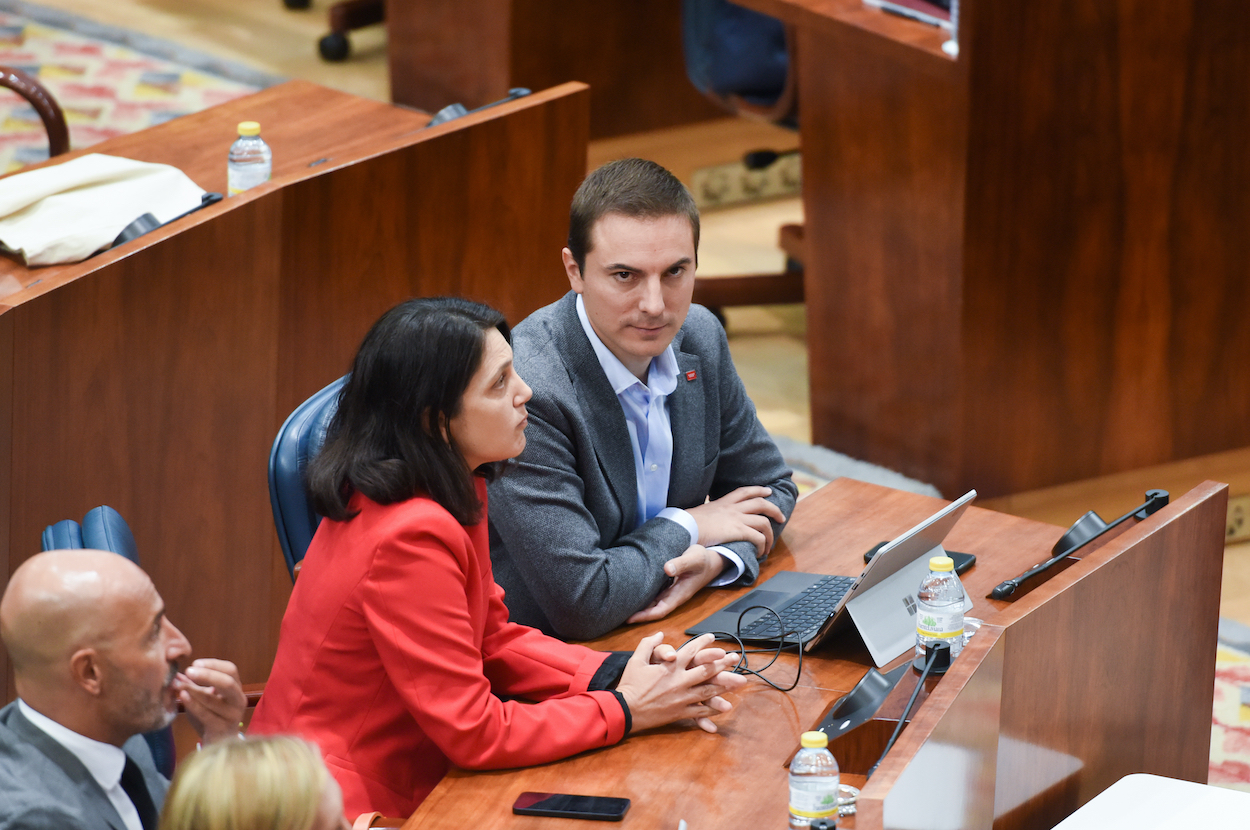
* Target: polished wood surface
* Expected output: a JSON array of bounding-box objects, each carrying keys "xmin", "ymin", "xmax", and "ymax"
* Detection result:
[
  {"xmin": 401, "ymin": 478, "xmax": 1226, "ymax": 829},
  {"xmin": 384, "ymin": 0, "xmax": 723, "ymax": 138},
  {"xmin": 0, "ymin": 80, "xmax": 590, "ymax": 694},
  {"xmin": 863, "ymin": 480, "xmax": 1227, "ymax": 829},
  {"xmin": 738, "ymin": 0, "xmax": 1249, "ymax": 498}
]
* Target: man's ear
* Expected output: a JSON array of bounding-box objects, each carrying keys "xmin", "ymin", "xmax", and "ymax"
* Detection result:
[
  {"xmin": 561, "ymin": 248, "xmax": 584, "ymax": 294},
  {"xmin": 70, "ymin": 648, "xmax": 104, "ymax": 696}
]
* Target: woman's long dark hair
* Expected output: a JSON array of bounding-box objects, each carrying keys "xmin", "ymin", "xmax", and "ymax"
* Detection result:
[{"xmin": 306, "ymin": 297, "xmax": 509, "ymax": 525}]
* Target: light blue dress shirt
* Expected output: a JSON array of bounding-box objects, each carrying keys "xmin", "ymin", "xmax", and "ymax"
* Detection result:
[{"xmin": 576, "ymin": 296, "xmax": 743, "ymax": 584}]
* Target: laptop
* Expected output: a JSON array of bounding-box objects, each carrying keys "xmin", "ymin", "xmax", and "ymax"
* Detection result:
[{"xmin": 685, "ymin": 490, "xmax": 976, "ymax": 666}]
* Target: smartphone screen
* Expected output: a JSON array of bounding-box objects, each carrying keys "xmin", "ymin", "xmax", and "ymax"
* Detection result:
[{"xmin": 512, "ymin": 792, "xmax": 631, "ymax": 821}]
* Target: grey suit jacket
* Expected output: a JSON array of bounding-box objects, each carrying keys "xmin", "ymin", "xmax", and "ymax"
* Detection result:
[
  {"xmin": 0, "ymin": 702, "xmax": 168, "ymax": 830},
  {"xmin": 488, "ymin": 292, "xmax": 797, "ymax": 639}
]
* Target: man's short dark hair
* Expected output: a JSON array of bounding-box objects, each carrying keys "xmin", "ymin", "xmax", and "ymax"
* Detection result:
[
  {"xmin": 306, "ymin": 296, "xmax": 509, "ymax": 526},
  {"xmin": 567, "ymin": 158, "xmax": 700, "ymax": 273}
]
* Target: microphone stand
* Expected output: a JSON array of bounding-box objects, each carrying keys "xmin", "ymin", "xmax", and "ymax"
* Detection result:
[{"xmin": 988, "ymin": 489, "xmax": 1169, "ymax": 600}]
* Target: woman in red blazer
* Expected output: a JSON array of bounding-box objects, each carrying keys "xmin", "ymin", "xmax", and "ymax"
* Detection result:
[{"xmin": 250, "ymin": 298, "xmax": 745, "ymax": 819}]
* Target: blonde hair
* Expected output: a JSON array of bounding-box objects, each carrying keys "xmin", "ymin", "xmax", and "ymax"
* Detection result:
[{"xmin": 159, "ymin": 736, "xmax": 333, "ymax": 830}]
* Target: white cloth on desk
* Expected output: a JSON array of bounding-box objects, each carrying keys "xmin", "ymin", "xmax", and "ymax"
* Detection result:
[
  {"xmin": 0, "ymin": 153, "xmax": 205, "ymax": 265},
  {"xmin": 1051, "ymin": 773, "xmax": 1250, "ymax": 829}
]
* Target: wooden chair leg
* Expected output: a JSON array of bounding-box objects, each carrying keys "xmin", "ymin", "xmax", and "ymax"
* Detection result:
[
  {"xmin": 693, "ymin": 270, "xmax": 804, "ymax": 308},
  {"xmin": 328, "ymin": 0, "xmax": 385, "ymax": 33},
  {"xmin": 692, "ymin": 223, "xmax": 807, "ymax": 310}
]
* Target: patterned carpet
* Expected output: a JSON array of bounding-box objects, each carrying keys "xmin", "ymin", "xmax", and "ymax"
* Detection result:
[
  {"xmin": 1213, "ymin": 619, "xmax": 1250, "ymax": 790},
  {"xmin": 0, "ymin": 2, "xmax": 278, "ymax": 173}
]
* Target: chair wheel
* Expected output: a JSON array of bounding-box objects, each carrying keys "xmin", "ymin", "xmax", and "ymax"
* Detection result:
[
  {"xmin": 319, "ymin": 32, "xmax": 350, "ymax": 62},
  {"xmin": 282, "ymin": 0, "xmax": 311, "ymax": 8}
]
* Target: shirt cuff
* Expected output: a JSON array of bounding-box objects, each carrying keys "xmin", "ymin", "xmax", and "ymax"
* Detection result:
[
  {"xmin": 658, "ymin": 507, "xmax": 698, "ymax": 547},
  {"xmin": 707, "ymin": 545, "xmax": 744, "ymax": 586},
  {"xmin": 588, "ymin": 651, "xmax": 631, "ymax": 691},
  {"xmin": 609, "ymin": 690, "xmax": 633, "ymax": 736}
]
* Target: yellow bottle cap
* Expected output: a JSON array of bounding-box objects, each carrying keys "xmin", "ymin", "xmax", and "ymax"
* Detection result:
[
  {"xmin": 800, "ymin": 731, "xmax": 829, "ymax": 748},
  {"xmin": 930, "ymin": 555, "xmax": 955, "ymax": 571},
  {"xmin": 237, "ymin": 121, "xmax": 261, "ymax": 136}
]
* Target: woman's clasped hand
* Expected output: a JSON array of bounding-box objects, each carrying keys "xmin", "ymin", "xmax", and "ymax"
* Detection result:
[{"xmin": 617, "ymin": 631, "xmax": 747, "ymax": 734}]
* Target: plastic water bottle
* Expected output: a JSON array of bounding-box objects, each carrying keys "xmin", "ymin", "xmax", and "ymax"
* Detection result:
[
  {"xmin": 788, "ymin": 731, "xmax": 840, "ymax": 828},
  {"xmin": 227, "ymin": 121, "xmax": 272, "ymax": 196},
  {"xmin": 915, "ymin": 555, "xmax": 965, "ymax": 663}
]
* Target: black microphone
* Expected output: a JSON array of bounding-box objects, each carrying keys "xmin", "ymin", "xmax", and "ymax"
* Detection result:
[{"xmin": 989, "ymin": 489, "xmax": 1169, "ymax": 600}]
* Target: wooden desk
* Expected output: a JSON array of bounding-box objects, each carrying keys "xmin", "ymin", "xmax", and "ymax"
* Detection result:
[
  {"xmin": 403, "ymin": 478, "xmax": 1226, "ymax": 830},
  {"xmin": 736, "ymin": 0, "xmax": 1250, "ymax": 498},
  {"xmin": 383, "ymin": 0, "xmax": 724, "ymax": 138},
  {"xmin": 0, "ymin": 80, "xmax": 590, "ymax": 694}
]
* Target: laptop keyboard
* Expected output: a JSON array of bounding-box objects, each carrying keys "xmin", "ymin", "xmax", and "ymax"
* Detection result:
[{"xmin": 737, "ymin": 574, "xmax": 856, "ymax": 643}]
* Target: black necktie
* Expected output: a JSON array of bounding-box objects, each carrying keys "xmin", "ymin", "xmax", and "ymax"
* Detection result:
[{"xmin": 120, "ymin": 756, "xmax": 158, "ymax": 830}]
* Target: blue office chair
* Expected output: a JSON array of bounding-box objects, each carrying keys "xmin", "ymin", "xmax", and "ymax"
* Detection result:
[
  {"xmin": 682, "ymin": 0, "xmax": 804, "ymax": 315},
  {"xmin": 269, "ymin": 375, "xmax": 348, "ymax": 581},
  {"xmin": 682, "ymin": 0, "xmax": 796, "ymax": 126},
  {"xmin": 40, "ymin": 506, "xmax": 177, "ymax": 779}
]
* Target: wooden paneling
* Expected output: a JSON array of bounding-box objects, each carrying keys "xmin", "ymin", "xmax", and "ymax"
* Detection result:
[
  {"xmin": 0, "ymin": 313, "xmax": 11, "ymax": 688},
  {"xmin": 384, "ymin": 0, "xmax": 723, "ymax": 138},
  {"xmin": 0, "ymin": 82, "xmax": 431, "ymax": 305},
  {"xmin": 797, "ymin": 20, "xmax": 967, "ymax": 491},
  {"xmin": 855, "ymin": 481, "xmax": 1227, "ymax": 830},
  {"xmin": 8, "ymin": 200, "xmax": 283, "ymax": 688},
  {"xmin": 864, "ymin": 627, "xmax": 1005, "ymax": 829},
  {"xmin": 384, "ymin": 0, "xmax": 511, "ymax": 114},
  {"xmin": 401, "ymin": 479, "xmax": 1225, "ymax": 829},
  {"xmin": 275, "ymin": 82, "xmax": 588, "ymax": 413},
  {"xmin": 960, "ymin": 0, "xmax": 1250, "ymax": 495},
  {"xmin": 1, "ymin": 81, "xmax": 590, "ymax": 694},
  {"xmin": 510, "ymin": 0, "xmax": 724, "ymax": 138},
  {"xmin": 988, "ymin": 481, "xmax": 1226, "ymax": 828},
  {"xmin": 740, "ymin": 0, "xmax": 1250, "ymax": 497}
]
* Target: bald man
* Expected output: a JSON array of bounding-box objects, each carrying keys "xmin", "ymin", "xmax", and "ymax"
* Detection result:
[{"xmin": 0, "ymin": 550, "xmax": 246, "ymax": 830}]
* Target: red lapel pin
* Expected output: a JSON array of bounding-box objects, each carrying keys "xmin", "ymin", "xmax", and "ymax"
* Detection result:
[{"xmin": 685, "ymin": 370, "xmax": 697, "ymax": 382}]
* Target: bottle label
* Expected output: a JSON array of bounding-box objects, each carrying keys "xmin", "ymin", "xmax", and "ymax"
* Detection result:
[
  {"xmin": 916, "ymin": 603, "xmax": 963, "ymax": 640},
  {"xmin": 789, "ymin": 785, "xmax": 839, "ymax": 818},
  {"xmin": 227, "ymin": 161, "xmax": 272, "ymax": 196}
]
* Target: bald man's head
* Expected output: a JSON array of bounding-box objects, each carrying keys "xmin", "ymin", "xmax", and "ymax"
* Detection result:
[
  {"xmin": 0, "ymin": 549, "xmax": 192, "ymax": 745},
  {"xmin": 2, "ymin": 550, "xmax": 143, "ymax": 676}
]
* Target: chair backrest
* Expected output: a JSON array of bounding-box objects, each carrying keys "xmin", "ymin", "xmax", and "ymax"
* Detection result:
[
  {"xmin": 681, "ymin": 0, "xmax": 797, "ymax": 125},
  {"xmin": 42, "ymin": 506, "xmax": 140, "ymax": 563},
  {"xmin": 39, "ymin": 506, "xmax": 176, "ymax": 779},
  {"xmin": 269, "ymin": 375, "xmax": 348, "ymax": 580}
]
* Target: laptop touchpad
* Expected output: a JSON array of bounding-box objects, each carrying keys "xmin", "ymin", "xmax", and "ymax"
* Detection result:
[{"xmin": 723, "ymin": 590, "xmax": 790, "ymax": 613}]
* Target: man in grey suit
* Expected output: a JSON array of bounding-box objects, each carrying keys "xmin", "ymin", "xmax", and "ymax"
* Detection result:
[
  {"xmin": 489, "ymin": 158, "xmax": 797, "ymax": 639},
  {"xmin": 0, "ymin": 549, "xmax": 246, "ymax": 830}
]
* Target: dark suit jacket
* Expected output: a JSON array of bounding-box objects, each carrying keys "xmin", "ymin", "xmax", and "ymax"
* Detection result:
[
  {"xmin": 488, "ymin": 293, "xmax": 797, "ymax": 639},
  {"xmin": 0, "ymin": 702, "xmax": 167, "ymax": 830}
]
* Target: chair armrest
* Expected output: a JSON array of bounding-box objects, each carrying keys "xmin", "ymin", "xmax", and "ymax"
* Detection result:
[
  {"xmin": 352, "ymin": 813, "xmax": 407, "ymax": 829},
  {"xmin": 242, "ymin": 683, "xmax": 266, "ymax": 708},
  {"xmin": 0, "ymin": 65, "xmax": 69, "ymax": 156}
]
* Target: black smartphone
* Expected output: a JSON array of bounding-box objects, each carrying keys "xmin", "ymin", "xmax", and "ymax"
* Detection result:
[
  {"xmin": 863, "ymin": 542, "xmax": 976, "ymax": 575},
  {"xmin": 512, "ymin": 792, "xmax": 631, "ymax": 821}
]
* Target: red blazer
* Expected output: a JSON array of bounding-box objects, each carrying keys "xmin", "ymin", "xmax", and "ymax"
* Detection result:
[{"xmin": 251, "ymin": 481, "xmax": 627, "ymax": 818}]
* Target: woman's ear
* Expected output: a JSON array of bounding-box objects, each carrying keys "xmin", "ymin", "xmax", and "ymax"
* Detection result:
[{"xmin": 420, "ymin": 408, "xmax": 450, "ymax": 442}]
